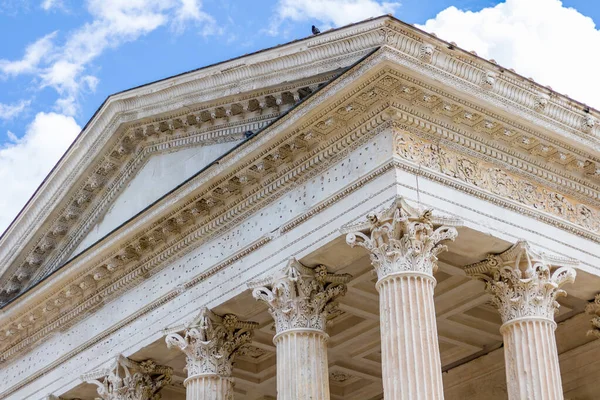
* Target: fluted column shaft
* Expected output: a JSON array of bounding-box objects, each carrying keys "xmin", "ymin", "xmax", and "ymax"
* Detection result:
[
  {"xmin": 502, "ymin": 318, "xmax": 562, "ymax": 399},
  {"xmin": 275, "ymin": 329, "xmax": 330, "ymax": 400},
  {"xmin": 377, "ymin": 272, "xmax": 444, "ymax": 399},
  {"xmin": 465, "ymin": 240, "xmax": 578, "ymax": 400},
  {"xmin": 185, "ymin": 375, "xmax": 234, "ymax": 400},
  {"xmin": 345, "ymin": 197, "xmax": 461, "ymax": 400},
  {"xmin": 250, "ymin": 259, "xmax": 351, "ymax": 400}
]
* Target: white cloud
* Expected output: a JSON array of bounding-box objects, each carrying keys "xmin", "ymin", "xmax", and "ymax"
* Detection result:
[
  {"xmin": 41, "ymin": 0, "xmax": 65, "ymax": 11},
  {"xmin": 270, "ymin": 0, "xmax": 400, "ymax": 34},
  {"xmin": 1, "ymin": 0, "xmax": 218, "ymax": 115},
  {"xmin": 0, "ymin": 0, "xmax": 219, "ymax": 234},
  {"xmin": 418, "ymin": 0, "xmax": 600, "ymax": 109},
  {"xmin": 172, "ymin": 0, "xmax": 217, "ymax": 35},
  {"xmin": 0, "ymin": 112, "xmax": 80, "ymax": 234},
  {"xmin": 0, "ymin": 100, "xmax": 31, "ymax": 120},
  {"xmin": 0, "ymin": 32, "xmax": 56, "ymax": 76}
]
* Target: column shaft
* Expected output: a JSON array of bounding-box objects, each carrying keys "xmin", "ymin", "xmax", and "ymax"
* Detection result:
[
  {"xmin": 464, "ymin": 241, "xmax": 577, "ymax": 400},
  {"xmin": 275, "ymin": 329, "xmax": 330, "ymax": 400},
  {"xmin": 185, "ymin": 375, "xmax": 234, "ymax": 400},
  {"xmin": 251, "ymin": 259, "xmax": 350, "ymax": 400},
  {"xmin": 502, "ymin": 318, "xmax": 563, "ymax": 400},
  {"xmin": 378, "ymin": 273, "xmax": 444, "ymax": 400}
]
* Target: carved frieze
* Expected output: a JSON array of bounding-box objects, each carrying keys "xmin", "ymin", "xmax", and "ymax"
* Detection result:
[
  {"xmin": 2, "ymin": 64, "xmax": 600, "ymax": 372},
  {"xmin": 394, "ymin": 130, "xmax": 600, "ymax": 233},
  {"xmin": 250, "ymin": 259, "xmax": 351, "ymax": 333}
]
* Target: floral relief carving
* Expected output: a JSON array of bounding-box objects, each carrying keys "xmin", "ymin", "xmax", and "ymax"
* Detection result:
[
  {"xmin": 83, "ymin": 355, "xmax": 172, "ymax": 400},
  {"xmin": 250, "ymin": 258, "xmax": 351, "ymax": 333},
  {"xmin": 418, "ymin": 44, "xmax": 434, "ymax": 63},
  {"xmin": 344, "ymin": 197, "xmax": 461, "ymax": 280},
  {"xmin": 330, "ymin": 371, "xmax": 353, "ymax": 383},
  {"xmin": 586, "ymin": 294, "xmax": 600, "ymax": 338},
  {"xmin": 394, "ymin": 130, "xmax": 600, "ymax": 233},
  {"xmin": 239, "ymin": 345, "xmax": 268, "ymax": 359},
  {"xmin": 533, "ymin": 93, "xmax": 550, "ymax": 112},
  {"xmin": 165, "ymin": 308, "xmax": 257, "ymax": 378},
  {"xmin": 465, "ymin": 241, "xmax": 577, "ymax": 323},
  {"xmin": 394, "ymin": 131, "xmax": 439, "ymax": 169}
]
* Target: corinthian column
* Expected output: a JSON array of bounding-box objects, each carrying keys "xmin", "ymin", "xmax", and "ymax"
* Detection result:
[
  {"xmin": 465, "ymin": 241, "xmax": 577, "ymax": 400},
  {"xmin": 83, "ymin": 354, "xmax": 172, "ymax": 400},
  {"xmin": 344, "ymin": 197, "xmax": 461, "ymax": 400},
  {"xmin": 250, "ymin": 259, "xmax": 351, "ymax": 400},
  {"xmin": 165, "ymin": 308, "xmax": 257, "ymax": 400}
]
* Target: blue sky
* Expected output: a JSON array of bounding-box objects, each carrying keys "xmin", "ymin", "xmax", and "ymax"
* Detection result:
[{"xmin": 0, "ymin": 0, "xmax": 599, "ymax": 233}]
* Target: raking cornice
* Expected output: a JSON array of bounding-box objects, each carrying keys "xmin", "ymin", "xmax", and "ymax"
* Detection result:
[{"xmin": 0, "ymin": 76, "xmax": 336, "ymax": 301}]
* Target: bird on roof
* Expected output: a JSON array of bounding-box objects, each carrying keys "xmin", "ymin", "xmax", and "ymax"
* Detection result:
[{"xmin": 312, "ymin": 25, "xmax": 321, "ymax": 35}]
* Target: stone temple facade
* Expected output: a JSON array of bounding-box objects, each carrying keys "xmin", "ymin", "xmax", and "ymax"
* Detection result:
[{"xmin": 0, "ymin": 15, "xmax": 599, "ymax": 400}]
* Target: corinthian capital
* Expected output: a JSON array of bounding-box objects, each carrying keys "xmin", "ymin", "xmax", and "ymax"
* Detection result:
[
  {"xmin": 344, "ymin": 197, "xmax": 461, "ymax": 280},
  {"xmin": 165, "ymin": 308, "xmax": 257, "ymax": 378},
  {"xmin": 82, "ymin": 355, "xmax": 172, "ymax": 400},
  {"xmin": 249, "ymin": 258, "xmax": 351, "ymax": 333},
  {"xmin": 465, "ymin": 241, "xmax": 577, "ymax": 323}
]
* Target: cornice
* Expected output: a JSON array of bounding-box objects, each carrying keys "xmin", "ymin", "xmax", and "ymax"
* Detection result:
[{"xmin": 1, "ymin": 54, "xmax": 600, "ymax": 373}]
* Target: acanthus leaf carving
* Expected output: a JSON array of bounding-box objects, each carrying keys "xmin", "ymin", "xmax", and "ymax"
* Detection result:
[
  {"xmin": 344, "ymin": 197, "xmax": 460, "ymax": 280},
  {"xmin": 83, "ymin": 355, "xmax": 172, "ymax": 400},
  {"xmin": 249, "ymin": 259, "xmax": 351, "ymax": 333},
  {"xmin": 465, "ymin": 240, "xmax": 577, "ymax": 323},
  {"xmin": 165, "ymin": 308, "xmax": 257, "ymax": 378}
]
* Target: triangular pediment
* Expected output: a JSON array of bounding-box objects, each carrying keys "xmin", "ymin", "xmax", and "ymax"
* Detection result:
[
  {"xmin": 70, "ymin": 140, "xmax": 241, "ymax": 258},
  {"xmin": 0, "ymin": 69, "xmax": 336, "ymax": 300}
]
